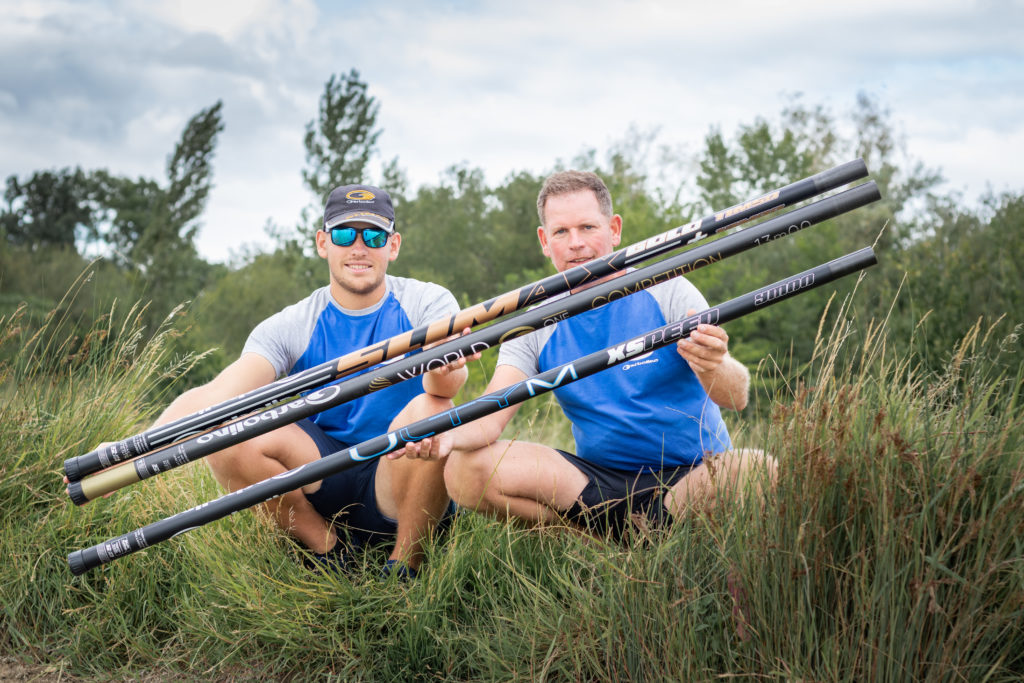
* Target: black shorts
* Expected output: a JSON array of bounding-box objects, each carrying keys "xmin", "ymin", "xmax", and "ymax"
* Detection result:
[
  {"xmin": 297, "ymin": 419, "xmax": 455, "ymax": 551},
  {"xmin": 557, "ymin": 449, "xmax": 697, "ymax": 539}
]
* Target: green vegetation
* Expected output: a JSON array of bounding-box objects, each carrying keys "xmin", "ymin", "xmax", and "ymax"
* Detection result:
[
  {"xmin": 1, "ymin": 71, "xmax": 1022, "ymax": 679},
  {"xmin": 1, "ymin": 277, "xmax": 1021, "ymax": 680}
]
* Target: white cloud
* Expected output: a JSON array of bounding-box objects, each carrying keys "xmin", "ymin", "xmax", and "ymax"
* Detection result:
[
  {"xmin": 126, "ymin": 0, "xmax": 318, "ymax": 44},
  {"xmin": 915, "ymin": 123, "xmax": 1023, "ymax": 199}
]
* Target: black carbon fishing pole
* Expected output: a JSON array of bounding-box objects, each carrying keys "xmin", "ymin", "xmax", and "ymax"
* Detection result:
[
  {"xmin": 67, "ymin": 180, "xmax": 882, "ymax": 504},
  {"xmin": 67, "ymin": 246, "xmax": 878, "ymax": 575},
  {"xmin": 64, "ymin": 159, "xmax": 868, "ymax": 483},
  {"xmin": 66, "ymin": 180, "xmax": 881, "ymax": 504}
]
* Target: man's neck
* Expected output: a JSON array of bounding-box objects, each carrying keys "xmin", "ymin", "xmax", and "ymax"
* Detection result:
[{"xmin": 329, "ymin": 280, "xmax": 387, "ymax": 311}]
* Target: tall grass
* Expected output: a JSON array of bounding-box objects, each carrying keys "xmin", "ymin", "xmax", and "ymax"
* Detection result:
[{"xmin": 1, "ymin": 278, "xmax": 1021, "ymax": 681}]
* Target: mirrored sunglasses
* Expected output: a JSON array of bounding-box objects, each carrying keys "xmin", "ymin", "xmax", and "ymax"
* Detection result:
[{"xmin": 328, "ymin": 226, "xmax": 391, "ymax": 248}]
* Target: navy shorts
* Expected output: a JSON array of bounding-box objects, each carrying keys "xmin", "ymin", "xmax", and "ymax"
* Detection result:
[
  {"xmin": 296, "ymin": 419, "xmax": 454, "ymax": 551},
  {"xmin": 557, "ymin": 449, "xmax": 698, "ymax": 538}
]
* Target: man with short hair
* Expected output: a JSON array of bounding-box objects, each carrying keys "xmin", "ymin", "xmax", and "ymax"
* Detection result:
[
  {"xmin": 147, "ymin": 184, "xmax": 468, "ymax": 575},
  {"xmin": 402, "ymin": 170, "xmax": 775, "ymax": 537}
]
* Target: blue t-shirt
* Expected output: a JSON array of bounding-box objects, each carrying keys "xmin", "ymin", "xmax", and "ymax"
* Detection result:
[
  {"xmin": 242, "ymin": 276, "xmax": 459, "ymax": 445},
  {"xmin": 498, "ymin": 276, "xmax": 732, "ymax": 471}
]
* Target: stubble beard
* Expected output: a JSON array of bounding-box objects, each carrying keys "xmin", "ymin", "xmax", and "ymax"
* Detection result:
[{"xmin": 333, "ymin": 265, "xmax": 386, "ymax": 298}]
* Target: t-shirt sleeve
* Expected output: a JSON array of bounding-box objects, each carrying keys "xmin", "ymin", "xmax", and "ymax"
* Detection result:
[
  {"xmin": 413, "ymin": 283, "xmax": 461, "ymax": 325},
  {"xmin": 493, "ymin": 296, "xmax": 562, "ymax": 378},
  {"xmin": 241, "ymin": 289, "xmax": 327, "ymax": 377},
  {"xmin": 649, "ymin": 275, "xmax": 710, "ymax": 323},
  {"xmin": 389, "ymin": 277, "xmax": 461, "ymax": 327},
  {"xmin": 496, "ymin": 329, "xmax": 544, "ymax": 378}
]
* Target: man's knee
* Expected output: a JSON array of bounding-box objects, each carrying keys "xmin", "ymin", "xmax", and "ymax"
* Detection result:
[
  {"xmin": 376, "ymin": 450, "xmax": 449, "ymax": 515},
  {"xmin": 664, "ymin": 448, "xmax": 777, "ymax": 519},
  {"xmin": 732, "ymin": 448, "xmax": 778, "ymax": 489},
  {"xmin": 205, "ymin": 437, "xmax": 261, "ymax": 488},
  {"xmin": 443, "ymin": 447, "xmax": 490, "ymax": 509},
  {"xmin": 394, "ymin": 393, "xmax": 454, "ymax": 428},
  {"xmin": 205, "ymin": 426, "xmax": 316, "ymax": 490}
]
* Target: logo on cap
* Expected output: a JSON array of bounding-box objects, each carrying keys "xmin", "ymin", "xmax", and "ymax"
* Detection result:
[{"xmin": 346, "ymin": 189, "xmax": 375, "ymax": 201}]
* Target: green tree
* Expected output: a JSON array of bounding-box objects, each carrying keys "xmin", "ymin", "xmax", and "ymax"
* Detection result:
[
  {"xmin": 390, "ymin": 166, "xmax": 554, "ymax": 305},
  {"xmin": 486, "ymin": 170, "xmax": 550, "ymax": 292},
  {"xmin": 99, "ymin": 101, "xmax": 223, "ymax": 273},
  {"xmin": 562, "ymin": 127, "xmax": 695, "ymax": 249},
  {"xmin": 302, "ymin": 69, "xmax": 381, "ymax": 202},
  {"xmin": 277, "ymin": 70, "xmax": 392, "ymax": 259},
  {"xmin": 192, "ymin": 247, "xmax": 317, "ymax": 361},
  {"xmin": 696, "ymin": 99, "xmax": 840, "ymax": 213},
  {"xmin": 380, "ymin": 156, "xmax": 410, "ymax": 205},
  {"xmin": 686, "ymin": 94, "xmax": 945, "ymax": 382},
  {"xmin": 1, "ymin": 167, "xmax": 103, "ymax": 251},
  {"xmin": 890, "ymin": 190, "xmax": 1024, "ymax": 374},
  {"xmin": 95, "ymin": 101, "xmax": 224, "ymax": 324},
  {"xmin": 188, "ymin": 221, "xmax": 323, "ymax": 385},
  {"xmin": 393, "ymin": 164, "xmax": 491, "ymax": 303}
]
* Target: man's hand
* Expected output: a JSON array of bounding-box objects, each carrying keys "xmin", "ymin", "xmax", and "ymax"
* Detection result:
[
  {"xmin": 425, "ymin": 326, "xmax": 480, "ymax": 379},
  {"xmin": 421, "ymin": 327, "xmax": 480, "ymax": 399},
  {"xmin": 676, "ymin": 308, "xmax": 749, "ymax": 410},
  {"xmin": 393, "ymin": 433, "xmax": 454, "ymax": 461},
  {"xmin": 391, "ymin": 326, "xmax": 480, "ymax": 460},
  {"xmin": 676, "ymin": 308, "xmax": 729, "ymax": 375}
]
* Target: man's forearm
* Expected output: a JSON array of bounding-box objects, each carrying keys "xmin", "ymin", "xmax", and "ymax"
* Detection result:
[
  {"xmin": 151, "ymin": 387, "xmax": 213, "ymax": 429},
  {"xmin": 448, "ymin": 410, "xmax": 511, "ymax": 453},
  {"xmin": 697, "ymin": 356, "xmax": 750, "ymax": 411},
  {"xmin": 422, "ymin": 366, "xmax": 468, "ymax": 399}
]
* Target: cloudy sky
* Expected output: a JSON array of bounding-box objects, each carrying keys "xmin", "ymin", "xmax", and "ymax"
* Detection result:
[{"xmin": 2, "ymin": 0, "xmax": 1021, "ymax": 263}]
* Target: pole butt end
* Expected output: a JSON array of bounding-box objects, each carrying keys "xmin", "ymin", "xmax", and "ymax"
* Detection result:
[
  {"xmin": 67, "ymin": 550, "xmax": 88, "ymax": 576},
  {"xmin": 64, "ymin": 455, "xmax": 84, "ymax": 482},
  {"xmin": 67, "ymin": 481, "xmax": 89, "ymax": 506}
]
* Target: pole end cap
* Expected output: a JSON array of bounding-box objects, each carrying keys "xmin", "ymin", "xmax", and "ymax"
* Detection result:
[
  {"xmin": 67, "ymin": 481, "xmax": 89, "ymax": 506},
  {"xmin": 64, "ymin": 455, "xmax": 85, "ymax": 482},
  {"xmin": 67, "ymin": 551, "xmax": 88, "ymax": 576}
]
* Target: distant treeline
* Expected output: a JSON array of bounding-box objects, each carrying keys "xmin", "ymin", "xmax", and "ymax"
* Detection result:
[{"xmin": 2, "ymin": 71, "xmax": 1021, "ymax": 397}]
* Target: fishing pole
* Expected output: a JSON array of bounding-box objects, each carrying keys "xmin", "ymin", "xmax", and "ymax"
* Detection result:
[
  {"xmin": 64, "ymin": 159, "xmax": 869, "ymax": 483},
  {"xmin": 66, "ymin": 181, "xmax": 881, "ymax": 504},
  {"xmin": 68, "ymin": 246, "xmax": 878, "ymax": 575}
]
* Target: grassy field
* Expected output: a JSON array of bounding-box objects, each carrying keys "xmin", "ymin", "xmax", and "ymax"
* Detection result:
[{"xmin": 1, "ymin": 287, "xmax": 1022, "ymax": 681}]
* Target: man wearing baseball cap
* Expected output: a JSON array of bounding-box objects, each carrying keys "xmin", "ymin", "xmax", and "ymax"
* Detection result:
[{"xmin": 140, "ymin": 183, "xmax": 468, "ymax": 578}]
